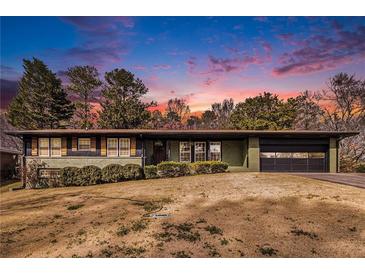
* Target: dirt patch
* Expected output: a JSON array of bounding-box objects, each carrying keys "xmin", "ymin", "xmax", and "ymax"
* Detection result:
[{"xmin": 0, "ymin": 173, "xmax": 364, "ymax": 257}]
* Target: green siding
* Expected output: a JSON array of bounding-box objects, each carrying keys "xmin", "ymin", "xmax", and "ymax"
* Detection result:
[
  {"xmin": 222, "ymin": 140, "xmax": 244, "ymax": 166},
  {"xmin": 329, "ymin": 138, "xmax": 338, "ymax": 173},
  {"xmin": 248, "ymin": 137, "xmax": 260, "ymax": 171},
  {"xmin": 168, "ymin": 140, "xmax": 179, "ymax": 162},
  {"xmin": 145, "ymin": 140, "xmax": 154, "ymax": 165}
]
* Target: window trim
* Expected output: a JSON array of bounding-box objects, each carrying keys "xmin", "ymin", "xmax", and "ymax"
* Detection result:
[
  {"xmin": 78, "ymin": 138, "xmax": 91, "ymax": 151},
  {"xmin": 107, "ymin": 138, "xmax": 119, "ymax": 157},
  {"xmin": 209, "ymin": 141, "xmax": 221, "ymax": 161},
  {"xmin": 194, "ymin": 141, "xmax": 206, "ymax": 162},
  {"xmin": 38, "ymin": 138, "xmax": 50, "ymax": 157},
  {"xmin": 119, "ymin": 138, "xmax": 130, "ymax": 157},
  {"xmin": 50, "ymin": 138, "xmax": 61, "ymax": 157},
  {"xmin": 179, "ymin": 141, "xmax": 191, "ymax": 162}
]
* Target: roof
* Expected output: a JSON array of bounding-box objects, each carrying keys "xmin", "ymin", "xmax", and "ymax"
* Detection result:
[
  {"xmin": 4, "ymin": 129, "xmax": 359, "ymax": 139},
  {"xmin": 0, "ymin": 114, "xmax": 22, "ymax": 154}
]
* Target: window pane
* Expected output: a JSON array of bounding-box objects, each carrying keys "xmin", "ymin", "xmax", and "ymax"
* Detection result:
[
  {"xmin": 51, "ymin": 138, "xmax": 61, "ymax": 157},
  {"xmin": 209, "ymin": 142, "xmax": 221, "ymax": 161},
  {"xmin": 292, "ymin": 152, "xmax": 308, "ymax": 158},
  {"xmin": 195, "ymin": 142, "xmax": 206, "ymax": 162},
  {"xmin": 39, "ymin": 138, "xmax": 49, "ymax": 156},
  {"xmin": 308, "ymin": 152, "xmax": 325, "ymax": 158},
  {"xmin": 119, "ymin": 138, "xmax": 130, "ymax": 156},
  {"xmin": 78, "ymin": 138, "xmax": 91, "ymax": 151},
  {"xmin": 260, "ymin": 152, "xmax": 275, "ymax": 158},
  {"xmin": 180, "ymin": 142, "xmax": 191, "ymax": 162},
  {"xmin": 107, "ymin": 138, "xmax": 118, "ymax": 157},
  {"xmin": 276, "ymin": 152, "xmax": 292, "ymax": 158}
]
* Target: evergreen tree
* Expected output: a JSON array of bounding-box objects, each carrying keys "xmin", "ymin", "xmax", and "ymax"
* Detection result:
[
  {"xmin": 98, "ymin": 68, "xmax": 154, "ymax": 129},
  {"xmin": 66, "ymin": 65, "xmax": 102, "ymax": 129},
  {"xmin": 7, "ymin": 58, "xmax": 74, "ymax": 129}
]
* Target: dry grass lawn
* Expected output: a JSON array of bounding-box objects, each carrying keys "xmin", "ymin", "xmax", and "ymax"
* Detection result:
[{"xmin": 0, "ymin": 172, "xmax": 364, "ymax": 258}]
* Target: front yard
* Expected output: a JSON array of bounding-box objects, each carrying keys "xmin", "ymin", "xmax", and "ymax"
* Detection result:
[{"xmin": 0, "ymin": 173, "xmax": 364, "ymax": 257}]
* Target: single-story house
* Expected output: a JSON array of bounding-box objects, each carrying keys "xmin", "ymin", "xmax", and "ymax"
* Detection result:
[{"xmin": 5, "ymin": 129, "xmax": 358, "ymax": 182}]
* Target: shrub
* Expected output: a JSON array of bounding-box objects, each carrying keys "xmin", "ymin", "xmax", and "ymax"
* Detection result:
[
  {"xmin": 144, "ymin": 165, "xmax": 158, "ymax": 179},
  {"xmin": 355, "ymin": 163, "xmax": 365, "ymax": 173},
  {"xmin": 101, "ymin": 164, "xmax": 125, "ymax": 183},
  {"xmin": 25, "ymin": 160, "xmax": 47, "ymax": 189},
  {"xmin": 60, "ymin": 167, "xmax": 81, "ymax": 186},
  {"xmin": 124, "ymin": 164, "xmax": 143, "ymax": 180},
  {"xmin": 157, "ymin": 161, "xmax": 190, "ymax": 178},
  {"xmin": 210, "ymin": 161, "xmax": 228, "ymax": 173},
  {"xmin": 79, "ymin": 165, "xmax": 102, "ymax": 185},
  {"xmin": 190, "ymin": 161, "xmax": 228, "ymax": 174}
]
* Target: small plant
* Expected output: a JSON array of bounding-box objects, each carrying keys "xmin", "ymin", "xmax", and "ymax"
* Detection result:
[
  {"xmin": 220, "ymin": 238, "xmax": 229, "ymax": 245},
  {"xmin": 157, "ymin": 161, "xmax": 190, "ymax": 177},
  {"xmin": 172, "ymin": 251, "xmax": 191, "ymax": 258},
  {"xmin": 348, "ymin": 226, "xmax": 357, "ymax": 232},
  {"xmin": 196, "ymin": 218, "xmax": 207, "ymax": 224},
  {"xmin": 290, "ymin": 228, "xmax": 318, "ymax": 239},
  {"xmin": 124, "ymin": 164, "xmax": 144, "ymax": 180},
  {"xmin": 259, "ymin": 245, "xmax": 278, "ymax": 256},
  {"xmin": 101, "ymin": 164, "xmax": 125, "ymax": 183},
  {"xmin": 100, "ymin": 248, "xmax": 113, "ymax": 258},
  {"xmin": 143, "ymin": 201, "xmax": 161, "ymax": 212},
  {"xmin": 79, "ymin": 165, "xmax": 102, "ymax": 185},
  {"xmin": 131, "ymin": 219, "xmax": 149, "ymax": 232},
  {"xmin": 53, "ymin": 214, "xmax": 62, "ymax": 219},
  {"xmin": 116, "ymin": 225, "xmax": 130, "ymax": 236},
  {"xmin": 60, "ymin": 167, "xmax": 81, "ymax": 186},
  {"xmin": 123, "ymin": 246, "xmax": 146, "ymax": 257},
  {"xmin": 205, "ymin": 225, "xmax": 223, "ymax": 235},
  {"xmin": 67, "ymin": 204, "xmax": 84, "ymax": 211}
]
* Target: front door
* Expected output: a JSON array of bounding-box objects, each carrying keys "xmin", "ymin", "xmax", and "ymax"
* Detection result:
[{"xmin": 153, "ymin": 140, "xmax": 166, "ymax": 164}]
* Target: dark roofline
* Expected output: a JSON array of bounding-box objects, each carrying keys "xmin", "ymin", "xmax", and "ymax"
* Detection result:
[{"xmin": 4, "ymin": 129, "xmax": 359, "ymax": 139}]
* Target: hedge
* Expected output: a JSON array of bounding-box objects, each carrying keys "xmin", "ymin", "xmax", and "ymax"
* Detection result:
[
  {"xmin": 102, "ymin": 164, "xmax": 125, "ymax": 183},
  {"xmin": 157, "ymin": 161, "xmax": 190, "ymax": 178},
  {"xmin": 144, "ymin": 165, "xmax": 158, "ymax": 179},
  {"xmin": 79, "ymin": 165, "xmax": 102, "ymax": 185},
  {"xmin": 191, "ymin": 161, "xmax": 229, "ymax": 174},
  {"xmin": 355, "ymin": 163, "xmax": 365, "ymax": 173},
  {"xmin": 60, "ymin": 167, "xmax": 81, "ymax": 186},
  {"xmin": 124, "ymin": 164, "xmax": 144, "ymax": 180}
]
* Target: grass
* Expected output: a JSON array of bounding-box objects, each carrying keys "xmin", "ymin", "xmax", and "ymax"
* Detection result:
[
  {"xmin": 0, "ymin": 180, "xmax": 22, "ymax": 193},
  {"xmin": 1, "ymin": 172, "xmax": 364, "ymax": 258}
]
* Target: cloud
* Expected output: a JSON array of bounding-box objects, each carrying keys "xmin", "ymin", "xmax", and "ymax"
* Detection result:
[
  {"xmin": 133, "ymin": 65, "xmax": 146, "ymax": 71},
  {"xmin": 153, "ymin": 64, "xmax": 172, "ymax": 70},
  {"xmin": 273, "ymin": 25, "xmax": 365, "ymax": 76},
  {"xmin": 0, "ymin": 79, "xmax": 18, "ymax": 109},
  {"xmin": 186, "ymin": 57, "xmax": 197, "ymax": 74}
]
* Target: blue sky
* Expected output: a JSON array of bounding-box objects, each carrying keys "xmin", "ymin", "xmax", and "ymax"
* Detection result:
[{"xmin": 1, "ymin": 16, "xmax": 364, "ymax": 111}]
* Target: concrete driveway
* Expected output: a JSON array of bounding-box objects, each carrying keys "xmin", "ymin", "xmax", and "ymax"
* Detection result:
[{"xmin": 293, "ymin": 173, "xmax": 365, "ymax": 189}]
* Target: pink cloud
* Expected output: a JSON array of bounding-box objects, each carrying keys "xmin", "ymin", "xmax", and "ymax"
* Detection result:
[{"xmin": 153, "ymin": 64, "xmax": 172, "ymax": 70}]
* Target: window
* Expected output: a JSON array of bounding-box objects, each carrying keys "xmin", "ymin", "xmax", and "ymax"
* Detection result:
[
  {"xmin": 194, "ymin": 142, "xmax": 206, "ymax": 161},
  {"xmin": 38, "ymin": 169, "xmax": 61, "ymax": 179},
  {"xmin": 179, "ymin": 142, "xmax": 191, "ymax": 162},
  {"xmin": 275, "ymin": 152, "xmax": 292, "ymax": 158},
  {"xmin": 209, "ymin": 142, "xmax": 221, "ymax": 161},
  {"xmin": 308, "ymin": 152, "xmax": 325, "ymax": 158},
  {"xmin": 119, "ymin": 138, "xmax": 130, "ymax": 157},
  {"xmin": 78, "ymin": 138, "xmax": 91, "ymax": 151},
  {"xmin": 39, "ymin": 138, "xmax": 49, "ymax": 157},
  {"xmin": 107, "ymin": 138, "xmax": 119, "ymax": 157},
  {"xmin": 292, "ymin": 152, "xmax": 308, "ymax": 158},
  {"xmin": 51, "ymin": 138, "xmax": 61, "ymax": 157},
  {"xmin": 260, "ymin": 152, "xmax": 276, "ymax": 158}
]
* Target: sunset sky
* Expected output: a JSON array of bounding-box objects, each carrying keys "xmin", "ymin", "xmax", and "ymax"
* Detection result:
[{"xmin": 1, "ymin": 16, "xmax": 364, "ymax": 111}]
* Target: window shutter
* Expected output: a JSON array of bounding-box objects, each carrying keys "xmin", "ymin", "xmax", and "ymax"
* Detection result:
[
  {"xmin": 90, "ymin": 137, "xmax": 96, "ymax": 152},
  {"xmin": 130, "ymin": 137, "xmax": 136, "ymax": 156},
  {"xmin": 101, "ymin": 137, "xmax": 107, "ymax": 156},
  {"xmin": 61, "ymin": 137, "xmax": 67, "ymax": 156},
  {"xmin": 72, "ymin": 137, "xmax": 77, "ymax": 151},
  {"xmin": 31, "ymin": 137, "xmax": 38, "ymax": 156}
]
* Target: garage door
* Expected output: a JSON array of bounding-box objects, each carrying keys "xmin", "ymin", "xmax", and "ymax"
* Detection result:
[{"xmin": 260, "ymin": 152, "xmax": 327, "ymax": 172}]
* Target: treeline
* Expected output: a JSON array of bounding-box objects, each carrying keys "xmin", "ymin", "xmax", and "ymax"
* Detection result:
[{"xmin": 6, "ymin": 58, "xmax": 365, "ymax": 170}]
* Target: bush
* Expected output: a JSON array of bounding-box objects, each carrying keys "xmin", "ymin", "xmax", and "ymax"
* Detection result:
[
  {"xmin": 210, "ymin": 161, "xmax": 229, "ymax": 173},
  {"xmin": 60, "ymin": 167, "xmax": 81, "ymax": 186},
  {"xmin": 101, "ymin": 164, "xmax": 125, "ymax": 183},
  {"xmin": 79, "ymin": 165, "xmax": 102, "ymax": 185},
  {"xmin": 190, "ymin": 161, "xmax": 228, "ymax": 174},
  {"xmin": 144, "ymin": 165, "xmax": 158, "ymax": 179},
  {"xmin": 124, "ymin": 164, "xmax": 143, "ymax": 180},
  {"xmin": 157, "ymin": 161, "xmax": 190, "ymax": 178},
  {"xmin": 355, "ymin": 163, "xmax": 365, "ymax": 173},
  {"xmin": 25, "ymin": 160, "xmax": 47, "ymax": 189}
]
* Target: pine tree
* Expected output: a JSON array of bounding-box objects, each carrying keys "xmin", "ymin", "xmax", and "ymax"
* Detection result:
[
  {"xmin": 66, "ymin": 66, "xmax": 102, "ymax": 129},
  {"xmin": 98, "ymin": 68, "xmax": 154, "ymax": 129},
  {"xmin": 7, "ymin": 58, "xmax": 74, "ymax": 129}
]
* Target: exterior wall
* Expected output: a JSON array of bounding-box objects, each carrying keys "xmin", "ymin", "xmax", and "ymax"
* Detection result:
[
  {"xmin": 25, "ymin": 156, "xmax": 142, "ymax": 169},
  {"xmin": 222, "ymin": 140, "xmax": 244, "ymax": 166},
  {"xmin": 168, "ymin": 140, "xmax": 179, "ymax": 162},
  {"xmin": 144, "ymin": 140, "xmax": 154, "ymax": 165},
  {"xmin": 329, "ymin": 138, "xmax": 338, "ymax": 173},
  {"xmin": 248, "ymin": 137, "xmax": 260, "ymax": 172}
]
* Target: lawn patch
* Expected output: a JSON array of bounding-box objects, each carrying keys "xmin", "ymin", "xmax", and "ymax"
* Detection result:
[
  {"xmin": 290, "ymin": 228, "xmax": 318, "ymax": 239},
  {"xmin": 205, "ymin": 225, "xmax": 223, "ymax": 235},
  {"xmin": 259, "ymin": 245, "xmax": 278, "ymax": 256},
  {"xmin": 66, "ymin": 204, "xmax": 84, "ymax": 211}
]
